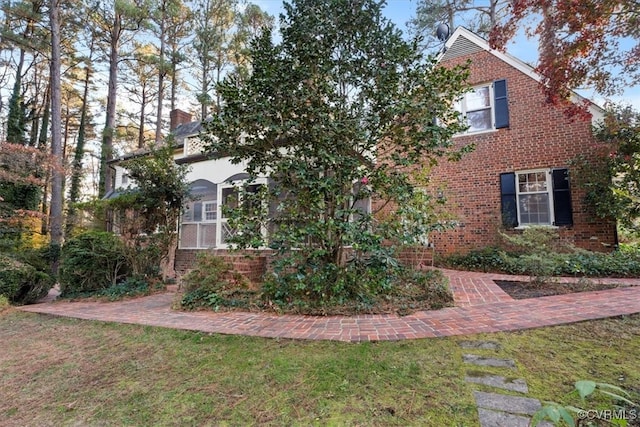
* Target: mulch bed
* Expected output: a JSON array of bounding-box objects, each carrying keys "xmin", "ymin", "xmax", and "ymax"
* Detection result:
[{"xmin": 494, "ymin": 279, "xmax": 622, "ymax": 300}]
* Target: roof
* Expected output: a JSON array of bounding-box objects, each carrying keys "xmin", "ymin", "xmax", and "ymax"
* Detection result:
[
  {"xmin": 438, "ymin": 27, "xmax": 604, "ymax": 121},
  {"xmin": 108, "ymin": 118, "xmax": 208, "ymax": 164},
  {"xmin": 173, "ymin": 121, "xmax": 203, "ymax": 143}
]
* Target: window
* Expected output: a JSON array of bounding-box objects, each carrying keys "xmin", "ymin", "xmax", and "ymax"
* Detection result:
[
  {"xmin": 500, "ymin": 169, "xmax": 573, "ymax": 227},
  {"xmin": 203, "ymin": 202, "xmax": 217, "ymax": 221},
  {"xmin": 517, "ymin": 171, "xmax": 551, "ymax": 225},
  {"xmin": 179, "ymin": 180, "xmax": 217, "ymax": 249},
  {"xmin": 122, "ymin": 173, "xmax": 129, "ymax": 186},
  {"xmin": 455, "ymin": 79, "xmax": 509, "ymax": 134}
]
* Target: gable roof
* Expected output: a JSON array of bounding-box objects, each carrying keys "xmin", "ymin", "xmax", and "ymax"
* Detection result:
[{"xmin": 438, "ymin": 27, "xmax": 604, "ymax": 121}]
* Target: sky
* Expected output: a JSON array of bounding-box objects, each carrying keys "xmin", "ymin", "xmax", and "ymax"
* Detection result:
[{"xmin": 253, "ymin": 0, "xmax": 640, "ymax": 109}]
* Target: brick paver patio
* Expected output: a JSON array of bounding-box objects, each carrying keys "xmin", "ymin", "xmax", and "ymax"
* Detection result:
[{"xmin": 18, "ymin": 269, "xmax": 640, "ymax": 342}]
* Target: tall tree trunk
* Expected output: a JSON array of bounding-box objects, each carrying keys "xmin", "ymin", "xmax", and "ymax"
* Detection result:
[
  {"xmin": 99, "ymin": 10, "xmax": 121, "ymax": 199},
  {"xmin": 67, "ymin": 64, "xmax": 92, "ymax": 234},
  {"xmin": 170, "ymin": 54, "xmax": 177, "ymax": 113},
  {"xmin": 155, "ymin": 0, "xmax": 167, "ymax": 143},
  {"xmin": 49, "ymin": 0, "xmax": 64, "ymax": 271},
  {"xmin": 39, "ymin": 87, "xmax": 51, "ymax": 236},
  {"xmin": 200, "ymin": 61, "xmax": 208, "ymax": 119},
  {"xmin": 29, "ymin": 105, "xmax": 39, "ymax": 146},
  {"xmin": 37, "ymin": 87, "xmax": 50, "ymax": 149},
  {"xmin": 7, "ymin": 49, "xmax": 26, "ymax": 145},
  {"xmin": 138, "ymin": 86, "xmax": 147, "ymax": 149}
]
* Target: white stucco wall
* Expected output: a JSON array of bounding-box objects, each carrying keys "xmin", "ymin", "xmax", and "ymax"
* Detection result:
[{"xmin": 184, "ymin": 157, "xmax": 250, "ymax": 185}]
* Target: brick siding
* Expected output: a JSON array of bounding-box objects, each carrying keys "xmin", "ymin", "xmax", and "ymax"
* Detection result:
[
  {"xmin": 374, "ymin": 49, "xmax": 616, "ymax": 256},
  {"xmin": 431, "ymin": 50, "xmax": 616, "ymax": 254},
  {"xmin": 175, "ymin": 249, "xmax": 270, "ymax": 284}
]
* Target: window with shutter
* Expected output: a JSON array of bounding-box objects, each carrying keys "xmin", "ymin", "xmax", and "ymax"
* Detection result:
[
  {"xmin": 500, "ymin": 168, "xmax": 573, "ymax": 228},
  {"xmin": 455, "ymin": 79, "xmax": 509, "ymax": 135}
]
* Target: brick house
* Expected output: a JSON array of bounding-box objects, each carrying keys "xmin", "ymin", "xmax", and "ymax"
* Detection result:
[
  {"xmin": 111, "ymin": 27, "xmax": 617, "ymax": 275},
  {"xmin": 425, "ymin": 27, "xmax": 616, "ymax": 255}
]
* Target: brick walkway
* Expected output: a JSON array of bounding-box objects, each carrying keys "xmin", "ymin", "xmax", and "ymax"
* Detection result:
[{"xmin": 18, "ymin": 269, "xmax": 640, "ymax": 342}]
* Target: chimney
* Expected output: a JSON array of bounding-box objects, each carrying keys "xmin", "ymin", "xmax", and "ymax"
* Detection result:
[{"xmin": 170, "ymin": 109, "xmax": 193, "ymax": 131}]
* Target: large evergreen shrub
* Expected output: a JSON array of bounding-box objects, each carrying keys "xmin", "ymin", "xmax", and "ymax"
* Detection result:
[
  {"xmin": 203, "ymin": 0, "xmax": 471, "ymax": 304},
  {"xmin": 0, "ymin": 255, "xmax": 54, "ymax": 304},
  {"xmin": 58, "ymin": 231, "xmax": 129, "ymax": 295}
]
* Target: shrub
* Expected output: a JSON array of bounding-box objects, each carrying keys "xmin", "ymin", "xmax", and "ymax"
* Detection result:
[
  {"xmin": 60, "ymin": 276, "xmax": 162, "ymax": 301},
  {"xmin": 393, "ymin": 269, "xmax": 454, "ymax": 312},
  {"xmin": 0, "ymin": 294, "xmax": 9, "ymax": 312},
  {"xmin": 441, "ymin": 247, "xmax": 512, "ymax": 273},
  {"xmin": 501, "ymin": 226, "xmax": 577, "ymax": 255},
  {"xmin": 98, "ymin": 276, "xmax": 151, "ymax": 301},
  {"xmin": 122, "ymin": 235, "xmax": 162, "ymax": 279},
  {"xmin": 443, "ymin": 243, "xmax": 640, "ymax": 278},
  {"xmin": 180, "ymin": 253, "xmax": 249, "ymax": 310},
  {"xmin": 262, "ymin": 248, "xmax": 403, "ymax": 309},
  {"xmin": 58, "ymin": 231, "xmax": 129, "ymax": 295},
  {"xmin": 15, "ymin": 244, "xmax": 58, "ymax": 273},
  {"xmin": 0, "ymin": 255, "xmax": 54, "ymax": 305}
]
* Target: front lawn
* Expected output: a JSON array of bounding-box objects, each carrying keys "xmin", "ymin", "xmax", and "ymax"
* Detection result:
[{"xmin": 1, "ymin": 310, "xmax": 638, "ymax": 426}]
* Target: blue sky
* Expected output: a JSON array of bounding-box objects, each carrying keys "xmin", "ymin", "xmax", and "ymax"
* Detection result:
[{"xmin": 254, "ymin": 0, "xmax": 640, "ymax": 109}]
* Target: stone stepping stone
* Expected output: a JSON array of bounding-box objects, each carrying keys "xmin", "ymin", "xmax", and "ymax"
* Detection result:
[
  {"xmin": 473, "ymin": 390, "xmax": 541, "ymax": 416},
  {"xmin": 459, "ymin": 340, "xmax": 502, "ymax": 351},
  {"xmin": 477, "ymin": 408, "xmax": 553, "ymax": 427},
  {"xmin": 477, "ymin": 408, "xmax": 531, "ymax": 427},
  {"xmin": 465, "ymin": 374, "xmax": 529, "ymax": 393},
  {"xmin": 463, "ymin": 354, "xmax": 516, "ymax": 368}
]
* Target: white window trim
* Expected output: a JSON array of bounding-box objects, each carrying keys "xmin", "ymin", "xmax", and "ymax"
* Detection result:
[
  {"xmin": 515, "ymin": 169, "xmax": 556, "ymax": 227},
  {"xmin": 454, "ymin": 83, "xmax": 497, "ymax": 136},
  {"xmin": 203, "ymin": 201, "xmax": 217, "ymax": 222},
  {"xmin": 180, "ymin": 179, "xmax": 269, "ymax": 250}
]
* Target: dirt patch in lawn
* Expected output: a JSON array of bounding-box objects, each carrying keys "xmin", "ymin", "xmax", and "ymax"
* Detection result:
[{"xmin": 494, "ymin": 279, "xmax": 622, "ymax": 300}]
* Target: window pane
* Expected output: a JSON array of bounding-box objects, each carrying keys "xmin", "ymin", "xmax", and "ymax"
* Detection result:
[
  {"xmin": 199, "ymin": 224, "xmax": 217, "ymax": 248},
  {"xmin": 519, "ymin": 172, "xmax": 548, "ymax": 193},
  {"xmin": 193, "ymin": 202, "xmax": 202, "ymax": 222},
  {"xmin": 466, "ymin": 109, "xmax": 492, "ymax": 132},
  {"xmin": 466, "ymin": 86, "xmax": 490, "ymax": 110},
  {"xmin": 518, "ymin": 193, "xmax": 550, "ymax": 225},
  {"xmin": 179, "ymin": 224, "xmax": 198, "ymax": 248},
  {"xmin": 204, "ymin": 202, "xmax": 217, "ymax": 221}
]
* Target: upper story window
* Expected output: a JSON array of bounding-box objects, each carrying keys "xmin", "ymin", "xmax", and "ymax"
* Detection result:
[
  {"xmin": 455, "ymin": 79, "xmax": 510, "ymax": 135},
  {"xmin": 456, "ymin": 85, "xmax": 492, "ymax": 132}
]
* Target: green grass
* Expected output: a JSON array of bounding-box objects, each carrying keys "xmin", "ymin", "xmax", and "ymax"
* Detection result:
[{"xmin": 1, "ymin": 310, "xmax": 639, "ymax": 426}]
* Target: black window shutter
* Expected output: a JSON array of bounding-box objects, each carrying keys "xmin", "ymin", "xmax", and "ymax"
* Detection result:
[
  {"xmin": 500, "ymin": 172, "xmax": 518, "ymax": 227},
  {"xmin": 552, "ymin": 168, "xmax": 573, "ymax": 226},
  {"xmin": 494, "ymin": 79, "xmax": 510, "ymax": 129}
]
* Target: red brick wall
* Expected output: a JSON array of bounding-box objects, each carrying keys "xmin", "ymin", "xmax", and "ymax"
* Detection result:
[
  {"xmin": 397, "ymin": 246, "xmax": 435, "ymax": 269},
  {"xmin": 175, "ymin": 249, "xmax": 270, "ymax": 284},
  {"xmin": 373, "ymin": 49, "xmax": 616, "ymax": 256},
  {"xmin": 176, "ymin": 247, "xmax": 435, "ymax": 281},
  {"xmin": 426, "ymin": 50, "xmax": 616, "ymax": 254}
]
